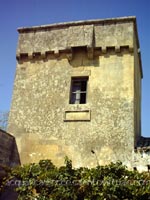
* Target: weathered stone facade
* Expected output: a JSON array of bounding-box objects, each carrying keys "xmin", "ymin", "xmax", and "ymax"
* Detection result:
[
  {"xmin": 8, "ymin": 16, "xmax": 144, "ymax": 169},
  {"xmin": 0, "ymin": 129, "xmax": 20, "ymax": 179}
]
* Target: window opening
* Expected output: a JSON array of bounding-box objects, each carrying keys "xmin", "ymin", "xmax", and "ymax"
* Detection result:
[{"xmin": 70, "ymin": 77, "xmax": 88, "ymax": 104}]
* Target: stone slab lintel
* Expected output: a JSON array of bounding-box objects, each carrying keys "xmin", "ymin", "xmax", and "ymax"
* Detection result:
[
  {"xmin": 64, "ymin": 110, "xmax": 91, "ymax": 121},
  {"xmin": 71, "ymin": 70, "xmax": 91, "ymax": 77}
]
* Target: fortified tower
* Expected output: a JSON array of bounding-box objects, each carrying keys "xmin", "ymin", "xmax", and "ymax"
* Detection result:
[{"xmin": 8, "ymin": 16, "xmax": 142, "ymax": 168}]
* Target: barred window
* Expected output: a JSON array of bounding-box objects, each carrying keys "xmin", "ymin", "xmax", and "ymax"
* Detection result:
[{"xmin": 70, "ymin": 77, "xmax": 88, "ymax": 104}]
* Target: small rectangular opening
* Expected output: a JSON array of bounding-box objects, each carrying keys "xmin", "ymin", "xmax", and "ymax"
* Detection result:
[{"xmin": 70, "ymin": 77, "xmax": 88, "ymax": 104}]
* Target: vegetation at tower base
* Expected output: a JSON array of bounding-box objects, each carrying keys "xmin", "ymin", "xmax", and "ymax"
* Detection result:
[{"xmin": 1, "ymin": 157, "xmax": 150, "ymax": 200}]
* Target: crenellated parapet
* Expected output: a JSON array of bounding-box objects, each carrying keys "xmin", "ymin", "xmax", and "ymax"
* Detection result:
[{"xmin": 16, "ymin": 17, "xmax": 141, "ymax": 69}]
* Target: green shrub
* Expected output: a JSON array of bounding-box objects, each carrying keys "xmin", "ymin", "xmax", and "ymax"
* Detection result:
[{"xmin": 1, "ymin": 158, "xmax": 150, "ymax": 200}]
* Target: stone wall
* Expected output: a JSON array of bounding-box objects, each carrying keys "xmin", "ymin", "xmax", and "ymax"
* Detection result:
[
  {"xmin": 0, "ymin": 129, "xmax": 20, "ymax": 169},
  {"xmin": 8, "ymin": 17, "xmax": 142, "ymax": 168},
  {"xmin": 17, "ymin": 19, "xmax": 134, "ymax": 55}
]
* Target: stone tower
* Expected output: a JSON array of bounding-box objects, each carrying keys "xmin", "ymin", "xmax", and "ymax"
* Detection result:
[{"xmin": 8, "ymin": 16, "xmax": 142, "ymax": 168}]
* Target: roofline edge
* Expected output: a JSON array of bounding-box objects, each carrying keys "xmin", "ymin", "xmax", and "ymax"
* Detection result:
[{"xmin": 17, "ymin": 16, "xmax": 136, "ymax": 33}]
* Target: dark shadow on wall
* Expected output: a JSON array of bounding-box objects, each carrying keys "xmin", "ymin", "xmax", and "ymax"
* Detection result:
[
  {"xmin": 0, "ymin": 129, "xmax": 20, "ymax": 200},
  {"xmin": 0, "ymin": 129, "xmax": 21, "ymax": 167},
  {"xmin": 69, "ymin": 46, "xmax": 100, "ymax": 68}
]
